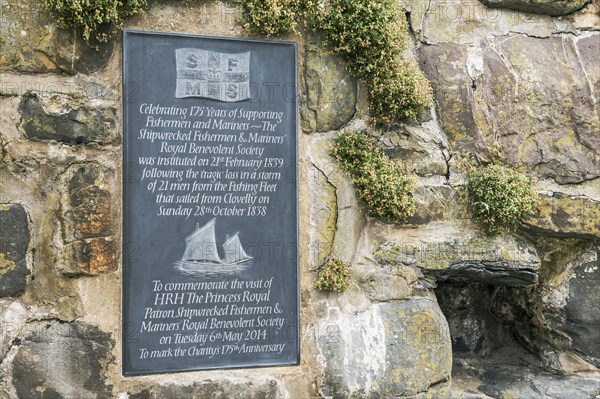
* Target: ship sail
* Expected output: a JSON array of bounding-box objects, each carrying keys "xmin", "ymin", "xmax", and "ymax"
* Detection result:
[
  {"xmin": 181, "ymin": 218, "xmax": 221, "ymax": 263},
  {"xmin": 222, "ymin": 233, "xmax": 253, "ymax": 264}
]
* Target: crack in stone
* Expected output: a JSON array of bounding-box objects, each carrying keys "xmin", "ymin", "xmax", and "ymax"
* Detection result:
[
  {"xmin": 572, "ymin": 38, "xmax": 598, "ymax": 105},
  {"xmin": 311, "ymin": 162, "xmax": 339, "ymax": 263},
  {"xmin": 32, "ymin": 50, "xmax": 68, "ymax": 75},
  {"xmin": 418, "ymin": 0, "xmax": 434, "ymax": 45},
  {"xmin": 443, "ymin": 151, "xmax": 452, "ymax": 182}
]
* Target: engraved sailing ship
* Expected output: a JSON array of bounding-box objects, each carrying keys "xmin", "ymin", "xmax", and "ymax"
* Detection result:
[{"xmin": 174, "ymin": 218, "xmax": 253, "ymax": 275}]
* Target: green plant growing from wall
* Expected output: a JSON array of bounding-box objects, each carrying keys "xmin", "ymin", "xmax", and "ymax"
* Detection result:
[
  {"xmin": 249, "ymin": 0, "xmax": 433, "ymax": 124},
  {"xmin": 44, "ymin": 0, "xmax": 432, "ymax": 124},
  {"xmin": 368, "ymin": 62, "xmax": 432, "ymax": 124},
  {"xmin": 332, "ymin": 131, "xmax": 416, "ymax": 222},
  {"xmin": 305, "ymin": 0, "xmax": 432, "ymax": 124},
  {"xmin": 305, "ymin": 0, "xmax": 406, "ymax": 78},
  {"xmin": 241, "ymin": 0, "xmax": 300, "ymax": 36},
  {"xmin": 314, "ymin": 256, "xmax": 352, "ymax": 293},
  {"xmin": 467, "ymin": 164, "xmax": 538, "ymax": 233},
  {"xmin": 44, "ymin": 0, "xmax": 147, "ymax": 45}
]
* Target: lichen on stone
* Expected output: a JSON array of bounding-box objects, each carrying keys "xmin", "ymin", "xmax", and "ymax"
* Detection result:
[{"xmin": 0, "ymin": 253, "xmax": 17, "ymax": 278}]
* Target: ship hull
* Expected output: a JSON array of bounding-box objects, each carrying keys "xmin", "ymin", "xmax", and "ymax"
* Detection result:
[{"xmin": 174, "ymin": 260, "xmax": 252, "ymax": 276}]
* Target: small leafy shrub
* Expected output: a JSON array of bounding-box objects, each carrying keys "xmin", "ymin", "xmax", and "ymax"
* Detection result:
[
  {"xmin": 369, "ymin": 62, "xmax": 433, "ymax": 124},
  {"xmin": 307, "ymin": 0, "xmax": 407, "ymax": 78},
  {"xmin": 307, "ymin": 0, "xmax": 432, "ymax": 124},
  {"xmin": 44, "ymin": 0, "xmax": 146, "ymax": 44},
  {"xmin": 46, "ymin": 0, "xmax": 432, "ymax": 124},
  {"xmin": 314, "ymin": 256, "xmax": 351, "ymax": 293},
  {"xmin": 467, "ymin": 164, "xmax": 538, "ymax": 233},
  {"xmin": 242, "ymin": 0, "xmax": 301, "ymax": 36},
  {"xmin": 245, "ymin": 0, "xmax": 432, "ymax": 124},
  {"xmin": 332, "ymin": 131, "xmax": 416, "ymax": 222}
]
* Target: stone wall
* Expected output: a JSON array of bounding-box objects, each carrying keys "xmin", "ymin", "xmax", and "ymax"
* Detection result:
[{"xmin": 1, "ymin": 0, "xmax": 598, "ymax": 398}]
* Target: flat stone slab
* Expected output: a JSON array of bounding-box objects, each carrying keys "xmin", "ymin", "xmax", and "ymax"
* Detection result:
[
  {"xmin": 301, "ymin": 35, "xmax": 357, "ymax": 133},
  {"xmin": 480, "ymin": 368, "xmax": 600, "ymax": 398},
  {"xmin": 547, "ymin": 246, "xmax": 600, "ymax": 367},
  {"xmin": 19, "ymin": 93, "xmax": 118, "ymax": 146},
  {"xmin": 479, "ymin": 0, "xmax": 592, "ymax": 16},
  {"xmin": 0, "ymin": 204, "xmax": 30, "ymax": 297},
  {"xmin": 374, "ymin": 222, "xmax": 541, "ymax": 286},
  {"xmin": 318, "ymin": 298, "xmax": 452, "ymax": 397},
  {"xmin": 419, "ymin": 34, "xmax": 600, "ymax": 184},
  {"xmin": 0, "ymin": 0, "xmax": 113, "ymax": 74},
  {"xmin": 12, "ymin": 321, "xmax": 114, "ymax": 399},
  {"xmin": 522, "ymin": 193, "xmax": 600, "ymax": 239}
]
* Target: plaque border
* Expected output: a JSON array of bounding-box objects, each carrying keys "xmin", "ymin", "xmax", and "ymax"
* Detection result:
[{"xmin": 121, "ymin": 29, "xmax": 300, "ymax": 376}]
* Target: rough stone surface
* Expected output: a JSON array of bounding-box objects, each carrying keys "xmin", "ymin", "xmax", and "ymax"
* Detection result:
[
  {"xmin": 12, "ymin": 321, "xmax": 114, "ymax": 399},
  {"xmin": 478, "ymin": 368, "xmax": 600, "ymax": 398},
  {"xmin": 62, "ymin": 163, "xmax": 116, "ymax": 242},
  {"xmin": 436, "ymin": 283, "xmax": 492, "ymax": 356},
  {"xmin": 419, "ymin": 0, "xmax": 555, "ymax": 44},
  {"xmin": 0, "ymin": 299, "xmax": 28, "ymax": 360},
  {"xmin": 361, "ymin": 272, "xmax": 412, "ymax": 302},
  {"xmin": 479, "ymin": 0, "xmax": 592, "ymax": 16},
  {"xmin": 60, "ymin": 237, "xmax": 118, "ymax": 276},
  {"xmin": 301, "ymin": 36, "xmax": 357, "ymax": 133},
  {"xmin": 418, "ymin": 43, "xmax": 475, "ymax": 148},
  {"xmin": 547, "ymin": 246, "xmax": 600, "ymax": 367},
  {"xmin": 451, "ymin": 366, "xmax": 600, "ymax": 398},
  {"xmin": 408, "ymin": 185, "xmax": 468, "ymax": 225},
  {"xmin": 522, "ymin": 193, "xmax": 600, "ymax": 238},
  {"xmin": 308, "ymin": 133, "xmax": 365, "ymax": 265},
  {"xmin": 318, "ymin": 298, "xmax": 452, "ymax": 398},
  {"xmin": 374, "ymin": 223, "xmax": 541, "ymax": 286},
  {"xmin": 124, "ymin": 0, "xmax": 247, "ymax": 38},
  {"xmin": 0, "ymin": 204, "xmax": 30, "ymax": 297},
  {"xmin": 57, "ymin": 163, "xmax": 117, "ymax": 276},
  {"xmin": 419, "ymin": 34, "xmax": 600, "ymax": 184},
  {"xmin": 19, "ymin": 93, "xmax": 118, "ymax": 146},
  {"xmin": 0, "ymin": 0, "xmax": 598, "ymax": 397},
  {"xmin": 377, "ymin": 124, "xmax": 449, "ymax": 178},
  {"xmin": 308, "ymin": 165, "xmax": 337, "ymax": 267},
  {"xmin": 475, "ymin": 238, "xmax": 600, "ymax": 373},
  {"xmin": 436, "ymin": 281, "xmax": 537, "ymax": 360},
  {"xmin": 438, "ymin": 262, "xmax": 539, "ymax": 286},
  {"xmin": 438, "ymin": 262, "xmax": 600, "ymax": 395},
  {"xmin": 0, "ymin": 0, "xmax": 113, "ymax": 74},
  {"xmin": 129, "ymin": 381, "xmax": 279, "ymax": 399}
]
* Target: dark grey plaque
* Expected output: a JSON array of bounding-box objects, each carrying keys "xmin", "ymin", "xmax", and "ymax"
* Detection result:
[{"xmin": 122, "ymin": 30, "xmax": 298, "ymax": 376}]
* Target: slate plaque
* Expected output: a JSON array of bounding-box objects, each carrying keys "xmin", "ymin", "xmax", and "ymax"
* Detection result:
[{"xmin": 122, "ymin": 30, "xmax": 298, "ymax": 376}]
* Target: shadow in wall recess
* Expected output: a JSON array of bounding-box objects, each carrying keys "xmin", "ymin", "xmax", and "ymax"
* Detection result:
[{"xmin": 174, "ymin": 218, "xmax": 254, "ymax": 277}]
